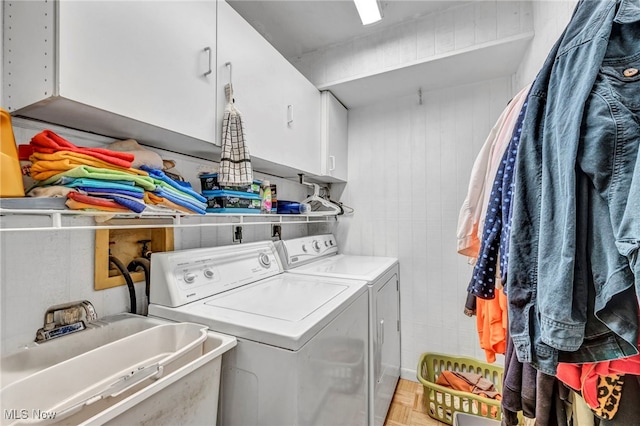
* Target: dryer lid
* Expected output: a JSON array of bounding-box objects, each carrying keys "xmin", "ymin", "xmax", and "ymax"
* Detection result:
[{"xmin": 288, "ymin": 254, "xmax": 398, "ymax": 282}]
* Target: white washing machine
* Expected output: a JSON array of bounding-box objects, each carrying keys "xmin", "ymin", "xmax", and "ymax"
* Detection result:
[
  {"xmin": 148, "ymin": 240, "xmax": 369, "ymax": 426},
  {"xmin": 277, "ymin": 234, "xmax": 400, "ymax": 426}
]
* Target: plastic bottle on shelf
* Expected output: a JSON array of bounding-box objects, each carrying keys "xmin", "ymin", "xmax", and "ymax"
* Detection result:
[
  {"xmin": 270, "ymin": 183, "xmax": 278, "ymax": 213},
  {"xmin": 276, "ymin": 201, "xmax": 311, "ymax": 214},
  {"xmin": 261, "ymin": 180, "xmax": 272, "ymax": 214}
]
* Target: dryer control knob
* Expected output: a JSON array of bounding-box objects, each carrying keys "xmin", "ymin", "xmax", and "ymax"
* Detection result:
[
  {"xmin": 203, "ymin": 268, "xmax": 215, "ymax": 279},
  {"xmin": 183, "ymin": 272, "xmax": 197, "ymax": 284},
  {"xmin": 312, "ymin": 241, "xmax": 321, "ymax": 252},
  {"xmin": 259, "ymin": 253, "xmax": 271, "ymax": 268}
]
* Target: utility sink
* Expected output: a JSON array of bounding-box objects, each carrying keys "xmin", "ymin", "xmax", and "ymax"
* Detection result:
[
  {"xmin": 2, "ymin": 314, "xmax": 170, "ymax": 387},
  {"xmin": 0, "ymin": 313, "xmax": 236, "ymax": 425}
]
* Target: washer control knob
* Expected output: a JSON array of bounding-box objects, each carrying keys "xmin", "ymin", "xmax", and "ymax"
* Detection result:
[
  {"xmin": 203, "ymin": 268, "xmax": 215, "ymax": 279},
  {"xmin": 312, "ymin": 241, "xmax": 321, "ymax": 252},
  {"xmin": 302, "ymin": 244, "xmax": 307, "ymax": 253},
  {"xmin": 259, "ymin": 253, "xmax": 271, "ymax": 268},
  {"xmin": 183, "ymin": 272, "xmax": 197, "ymax": 284}
]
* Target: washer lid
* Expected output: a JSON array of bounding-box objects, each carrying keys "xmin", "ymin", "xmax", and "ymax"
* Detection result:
[
  {"xmin": 288, "ymin": 254, "xmax": 398, "ymax": 282},
  {"xmin": 149, "ymin": 273, "xmax": 367, "ymax": 351},
  {"xmin": 205, "ymin": 276, "xmax": 347, "ymax": 321}
]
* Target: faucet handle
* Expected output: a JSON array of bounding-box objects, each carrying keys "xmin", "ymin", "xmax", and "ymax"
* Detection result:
[
  {"xmin": 42, "ymin": 300, "xmax": 98, "ymax": 327},
  {"xmin": 81, "ymin": 300, "xmax": 98, "ymax": 322},
  {"xmin": 44, "ymin": 312, "xmax": 56, "ymax": 331},
  {"xmin": 36, "ymin": 300, "xmax": 98, "ymax": 343}
]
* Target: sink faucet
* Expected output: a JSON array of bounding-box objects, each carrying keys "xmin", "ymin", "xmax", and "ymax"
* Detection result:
[{"xmin": 35, "ymin": 300, "xmax": 98, "ymax": 343}]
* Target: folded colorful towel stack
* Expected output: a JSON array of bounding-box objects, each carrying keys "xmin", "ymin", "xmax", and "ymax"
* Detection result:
[{"xmin": 28, "ymin": 130, "xmax": 206, "ymax": 215}]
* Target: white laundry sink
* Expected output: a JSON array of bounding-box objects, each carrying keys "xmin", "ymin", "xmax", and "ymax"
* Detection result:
[
  {"xmin": 0, "ymin": 313, "xmax": 236, "ymax": 426},
  {"xmin": 2, "ymin": 314, "xmax": 169, "ymax": 387}
]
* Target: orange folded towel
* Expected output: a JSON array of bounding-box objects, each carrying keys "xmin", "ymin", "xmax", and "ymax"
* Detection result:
[
  {"xmin": 31, "ymin": 130, "xmax": 134, "ymax": 168},
  {"xmin": 29, "ymin": 151, "xmax": 147, "ymax": 181}
]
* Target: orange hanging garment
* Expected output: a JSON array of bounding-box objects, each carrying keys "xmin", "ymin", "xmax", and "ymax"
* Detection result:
[{"xmin": 475, "ymin": 287, "xmax": 508, "ymax": 363}]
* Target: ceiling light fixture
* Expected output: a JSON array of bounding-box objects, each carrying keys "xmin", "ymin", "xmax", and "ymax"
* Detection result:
[{"xmin": 353, "ymin": 0, "xmax": 382, "ymax": 25}]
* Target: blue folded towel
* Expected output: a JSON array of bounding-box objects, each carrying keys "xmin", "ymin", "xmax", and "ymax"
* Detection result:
[
  {"xmin": 153, "ymin": 189, "xmax": 207, "ymax": 215},
  {"xmin": 140, "ymin": 166, "xmax": 206, "ymax": 203},
  {"xmin": 109, "ymin": 195, "xmax": 147, "ymax": 213},
  {"xmin": 154, "ymin": 186, "xmax": 206, "ymax": 209}
]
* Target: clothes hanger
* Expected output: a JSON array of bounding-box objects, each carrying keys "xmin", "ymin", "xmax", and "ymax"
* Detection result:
[
  {"xmin": 330, "ymin": 199, "xmax": 354, "ymax": 215},
  {"xmin": 298, "ymin": 174, "xmax": 342, "ymax": 215}
]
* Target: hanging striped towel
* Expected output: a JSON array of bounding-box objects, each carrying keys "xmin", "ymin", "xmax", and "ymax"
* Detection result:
[{"xmin": 219, "ymin": 84, "xmax": 253, "ymax": 185}]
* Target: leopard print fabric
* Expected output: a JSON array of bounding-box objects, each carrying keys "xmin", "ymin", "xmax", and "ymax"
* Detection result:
[{"xmin": 592, "ymin": 374, "xmax": 624, "ymax": 420}]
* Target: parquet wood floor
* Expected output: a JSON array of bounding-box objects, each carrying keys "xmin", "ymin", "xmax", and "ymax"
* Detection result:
[{"xmin": 384, "ymin": 379, "xmax": 448, "ymax": 426}]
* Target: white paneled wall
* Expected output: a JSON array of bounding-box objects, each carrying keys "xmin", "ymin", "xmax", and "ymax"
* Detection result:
[
  {"xmin": 290, "ymin": 1, "xmax": 533, "ymax": 87},
  {"xmin": 514, "ymin": 0, "xmax": 578, "ymax": 88},
  {"xmin": 0, "ymin": 120, "xmax": 334, "ymax": 355},
  {"xmin": 338, "ymin": 76, "xmax": 513, "ymax": 379}
]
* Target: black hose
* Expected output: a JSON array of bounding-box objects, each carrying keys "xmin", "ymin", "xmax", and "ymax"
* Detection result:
[
  {"xmin": 110, "ymin": 255, "xmax": 137, "ymax": 315},
  {"xmin": 128, "ymin": 257, "xmax": 151, "ymax": 302}
]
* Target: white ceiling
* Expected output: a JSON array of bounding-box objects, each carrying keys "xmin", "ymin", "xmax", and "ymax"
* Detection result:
[{"xmin": 227, "ymin": 0, "xmax": 471, "ymax": 59}]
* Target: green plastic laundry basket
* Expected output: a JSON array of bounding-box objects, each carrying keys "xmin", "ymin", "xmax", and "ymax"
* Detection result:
[{"xmin": 417, "ymin": 352, "xmax": 504, "ymax": 425}]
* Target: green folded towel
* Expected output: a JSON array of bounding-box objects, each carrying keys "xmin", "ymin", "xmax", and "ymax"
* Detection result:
[{"xmin": 39, "ymin": 166, "xmax": 156, "ymax": 191}]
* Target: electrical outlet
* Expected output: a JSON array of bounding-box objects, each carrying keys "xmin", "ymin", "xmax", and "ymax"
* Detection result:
[
  {"xmin": 272, "ymin": 224, "xmax": 282, "ymax": 240},
  {"xmin": 233, "ymin": 225, "xmax": 243, "ymax": 243}
]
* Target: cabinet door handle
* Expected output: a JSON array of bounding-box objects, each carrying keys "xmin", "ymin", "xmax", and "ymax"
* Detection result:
[
  {"xmin": 329, "ymin": 155, "xmax": 336, "ymax": 172},
  {"xmin": 225, "ymin": 62, "xmax": 233, "ymax": 86},
  {"xmin": 287, "ymin": 105, "xmax": 293, "ymax": 127},
  {"xmin": 204, "ymin": 47, "xmax": 212, "ymax": 77}
]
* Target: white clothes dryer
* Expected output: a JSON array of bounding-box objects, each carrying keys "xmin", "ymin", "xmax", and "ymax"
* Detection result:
[
  {"xmin": 148, "ymin": 240, "xmax": 369, "ymax": 426},
  {"xmin": 277, "ymin": 234, "xmax": 401, "ymax": 426}
]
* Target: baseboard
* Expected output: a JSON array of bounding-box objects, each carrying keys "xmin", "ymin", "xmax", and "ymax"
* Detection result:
[{"xmin": 400, "ymin": 367, "xmax": 418, "ymax": 382}]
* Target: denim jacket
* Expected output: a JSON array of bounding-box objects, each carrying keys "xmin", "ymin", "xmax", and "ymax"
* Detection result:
[{"xmin": 507, "ymin": 0, "xmax": 640, "ymax": 374}]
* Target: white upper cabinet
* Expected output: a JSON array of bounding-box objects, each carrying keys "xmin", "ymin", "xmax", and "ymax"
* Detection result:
[
  {"xmin": 320, "ymin": 91, "xmax": 348, "ymax": 182},
  {"xmin": 217, "ymin": 1, "xmax": 322, "ymax": 177},
  {"xmin": 3, "ymin": 1, "xmax": 218, "ymax": 153}
]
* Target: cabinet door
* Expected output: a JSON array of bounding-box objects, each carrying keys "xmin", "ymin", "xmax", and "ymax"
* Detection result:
[
  {"xmin": 217, "ymin": 1, "xmax": 321, "ymax": 176},
  {"xmin": 321, "ymin": 91, "xmax": 348, "ymax": 181},
  {"xmin": 58, "ymin": 1, "xmax": 217, "ymax": 144}
]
